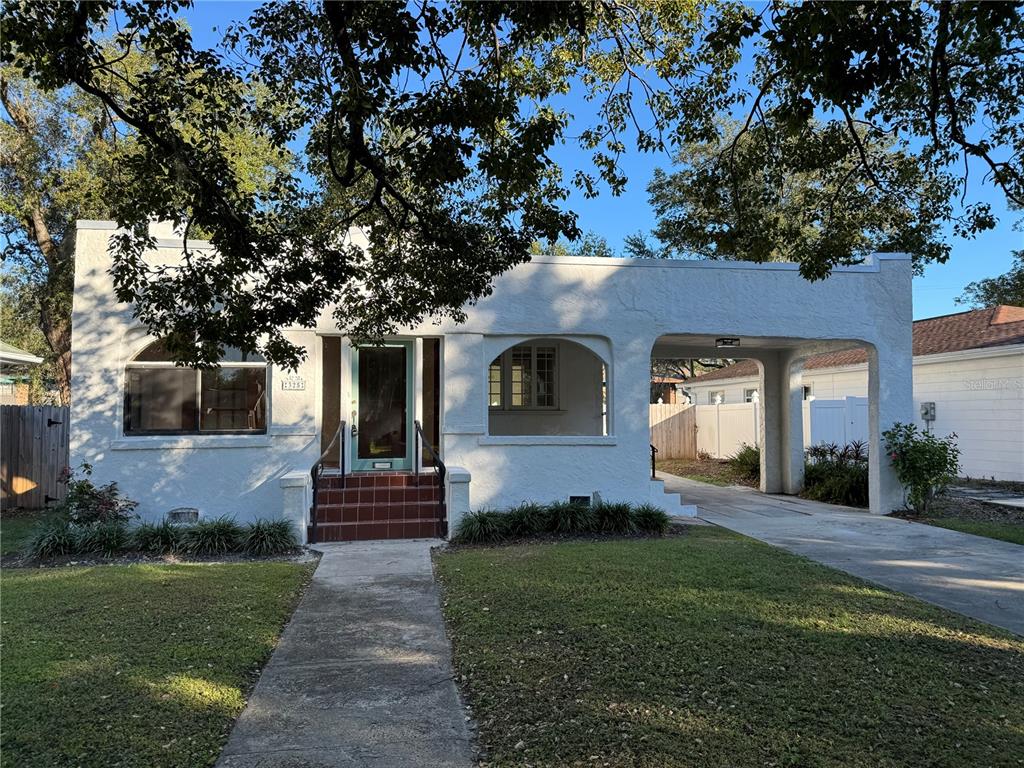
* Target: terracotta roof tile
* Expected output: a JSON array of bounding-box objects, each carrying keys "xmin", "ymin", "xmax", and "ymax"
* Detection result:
[{"xmin": 683, "ymin": 305, "xmax": 1024, "ymax": 384}]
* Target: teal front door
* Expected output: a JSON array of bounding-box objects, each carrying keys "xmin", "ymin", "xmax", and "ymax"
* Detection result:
[{"xmin": 351, "ymin": 341, "xmax": 414, "ymax": 471}]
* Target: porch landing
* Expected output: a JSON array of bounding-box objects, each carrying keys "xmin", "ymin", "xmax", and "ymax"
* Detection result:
[{"xmin": 216, "ymin": 539, "xmax": 474, "ymax": 767}]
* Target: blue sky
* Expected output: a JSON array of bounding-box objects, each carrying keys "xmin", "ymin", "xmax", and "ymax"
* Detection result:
[{"xmin": 185, "ymin": 1, "xmax": 1021, "ymax": 321}]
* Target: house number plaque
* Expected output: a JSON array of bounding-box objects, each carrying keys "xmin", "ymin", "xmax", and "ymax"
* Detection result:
[{"xmin": 280, "ymin": 375, "xmax": 306, "ymax": 391}]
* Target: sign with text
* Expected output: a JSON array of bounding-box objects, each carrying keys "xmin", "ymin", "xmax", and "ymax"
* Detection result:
[{"xmin": 280, "ymin": 374, "xmax": 306, "ymax": 391}]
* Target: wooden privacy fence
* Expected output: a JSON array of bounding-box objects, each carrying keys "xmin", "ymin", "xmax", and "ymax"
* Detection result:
[
  {"xmin": 650, "ymin": 398, "xmax": 872, "ymax": 463},
  {"xmin": 1, "ymin": 405, "xmax": 70, "ymax": 510},
  {"xmin": 649, "ymin": 403, "xmax": 697, "ymax": 459}
]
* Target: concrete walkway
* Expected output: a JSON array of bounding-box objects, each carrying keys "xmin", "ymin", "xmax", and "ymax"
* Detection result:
[
  {"xmin": 660, "ymin": 473, "xmax": 1024, "ymax": 636},
  {"xmin": 216, "ymin": 539, "xmax": 474, "ymax": 768}
]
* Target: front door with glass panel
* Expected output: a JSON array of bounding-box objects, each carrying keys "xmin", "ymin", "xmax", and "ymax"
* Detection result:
[{"xmin": 351, "ymin": 342, "xmax": 413, "ymax": 471}]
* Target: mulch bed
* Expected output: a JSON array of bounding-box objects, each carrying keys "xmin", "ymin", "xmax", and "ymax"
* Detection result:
[
  {"xmin": 892, "ymin": 494, "xmax": 1024, "ymax": 525},
  {"xmin": 656, "ymin": 456, "xmax": 759, "ymax": 487},
  {"xmin": 1, "ymin": 548, "xmax": 319, "ymax": 570}
]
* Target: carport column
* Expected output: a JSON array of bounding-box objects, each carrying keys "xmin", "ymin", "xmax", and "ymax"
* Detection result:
[
  {"xmin": 867, "ymin": 344, "xmax": 913, "ymax": 515},
  {"xmin": 757, "ymin": 352, "xmax": 804, "ymax": 495},
  {"xmin": 781, "ymin": 356, "xmax": 805, "ymax": 494}
]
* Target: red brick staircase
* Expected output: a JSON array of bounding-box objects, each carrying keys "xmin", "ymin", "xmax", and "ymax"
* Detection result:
[{"xmin": 309, "ymin": 471, "xmax": 446, "ymax": 542}]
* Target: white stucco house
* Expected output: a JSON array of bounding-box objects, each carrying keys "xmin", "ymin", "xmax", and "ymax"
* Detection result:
[
  {"xmin": 685, "ymin": 305, "xmax": 1024, "ymax": 482},
  {"xmin": 70, "ymin": 220, "xmax": 914, "ymax": 541}
]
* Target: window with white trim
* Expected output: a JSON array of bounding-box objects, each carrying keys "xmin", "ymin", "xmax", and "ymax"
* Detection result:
[
  {"xmin": 124, "ymin": 340, "xmax": 267, "ymax": 435},
  {"xmin": 802, "ymin": 385, "xmax": 813, "ymax": 400},
  {"xmin": 488, "ymin": 344, "xmax": 558, "ymax": 410},
  {"xmin": 708, "ymin": 390, "xmax": 725, "ymax": 405},
  {"xmin": 743, "ymin": 388, "xmax": 759, "ymax": 403}
]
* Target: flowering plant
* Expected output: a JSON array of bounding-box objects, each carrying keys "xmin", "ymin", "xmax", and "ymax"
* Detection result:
[{"xmin": 882, "ymin": 423, "xmax": 960, "ymax": 515}]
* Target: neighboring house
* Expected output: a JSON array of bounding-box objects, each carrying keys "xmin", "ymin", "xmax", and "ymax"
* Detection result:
[
  {"xmin": 686, "ymin": 306, "xmax": 1024, "ymax": 481},
  {"xmin": 70, "ymin": 220, "xmax": 913, "ymax": 540},
  {"xmin": 0, "ymin": 341, "xmax": 43, "ymax": 405},
  {"xmin": 651, "ymin": 376, "xmax": 688, "ymax": 404}
]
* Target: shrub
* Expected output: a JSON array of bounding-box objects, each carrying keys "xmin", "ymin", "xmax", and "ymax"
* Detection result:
[
  {"xmin": 57, "ymin": 463, "xmax": 138, "ymax": 525},
  {"xmin": 133, "ymin": 520, "xmax": 182, "ymax": 554},
  {"xmin": 594, "ymin": 502, "xmax": 635, "ymax": 534},
  {"xmin": 883, "ymin": 423, "xmax": 960, "ymax": 514},
  {"xmin": 547, "ymin": 501, "xmax": 595, "ymax": 534},
  {"xmin": 452, "ymin": 510, "xmax": 507, "ymax": 544},
  {"xmin": 78, "ymin": 521, "xmax": 131, "ymax": 557},
  {"xmin": 242, "ymin": 519, "xmax": 299, "ymax": 555},
  {"xmin": 802, "ymin": 459, "xmax": 869, "ymax": 507},
  {"xmin": 29, "ymin": 519, "xmax": 78, "ymax": 559},
  {"xmin": 501, "ymin": 503, "xmax": 549, "ymax": 538},
  {"xmin": 728, "ymin": 444, "xmax": 760, "ymax": 480},
  {"xmin": 180, "ymin": 517, "xmax": 243, "ymax": 555},
  {"xmin": 631, "ymin": 504, "xmax": 671, "ymax": 535}
]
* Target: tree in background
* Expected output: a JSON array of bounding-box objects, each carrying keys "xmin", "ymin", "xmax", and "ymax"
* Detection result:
[
  {"xmin": 632, "ymin": 123, "xmax": 954, "ymax": 272},
  {"xmin": 1, "ymin": 65, "xmax": 119, "ymax": 404},
  {"xmin": 3, "ymin": 1, "xmax": 1022, "ymax": 367},
  {"xmin": 530, "ymin": 231, "xmax": 617, "ymax": 259},
  {"xmin": 956, "ymin": 251, "xmax": 1024, "ymax": 308},
  {"xmin": 0, "ymin": 46, "xmax": 286, "ymax": 404}
]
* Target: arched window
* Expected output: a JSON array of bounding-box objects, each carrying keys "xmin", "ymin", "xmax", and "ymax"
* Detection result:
[
  {"xmin": 124, "ymin": 341, "xmax": 267, "ymax": 435},
  {"xmin": 487, "ymin": 338, "xmax": 608, "ymax": 436}
]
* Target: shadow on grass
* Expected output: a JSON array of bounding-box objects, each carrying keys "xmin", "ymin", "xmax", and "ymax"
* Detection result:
[
  {"xmin": 1, "ymin": 561, "xmax": 313, "ymax": 768},
  {"xmin": 436, "ymin": 531, "xmax": 1024, "ymax": 768}
]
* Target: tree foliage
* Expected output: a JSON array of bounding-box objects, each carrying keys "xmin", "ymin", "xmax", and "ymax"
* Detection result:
[
  {"xmin": 956, "ymin": 250, "xmax": 1024, "ymax": 307},
  {"xmin": 3, "ymin": 1, "xmax": 1023, "ymax": 366},
  {"xmin": 638, "ymin": 122, "xmax": 956, "ymax": 272},
  {"xmin": 0, "ymin": 45, "xmax": 286, "ymax": 402}
]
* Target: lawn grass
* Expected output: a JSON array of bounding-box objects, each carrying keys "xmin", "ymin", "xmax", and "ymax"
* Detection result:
[
  {"xmin": 922, "ymin": 517, "xmax": 1024, "ymax": 545},
  {"xmin": 1, "ymin": 561, "xmax": 314, "ymax": 768},
  {"xmin": 436, "ymin": 528, "xmax": 1024, "ymax": 767},
  {"xmin": 0, "ymin": 511, "xmax": 57, "ymax": 556}
]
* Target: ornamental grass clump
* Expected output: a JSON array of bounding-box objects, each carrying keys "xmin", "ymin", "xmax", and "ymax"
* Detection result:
[
  {"xmin": 727, "ymin": 444, "xmax": 761, "ymax": 481},
  {"xmin": 547, "ymin": 501, "xmax": 596, "ymax": 535},
  {"xmin": 594, "ymin": 502, "xmax": 635, "ymax": 534},
  {"xmin": 133, "ymin": 520, "xmax": 183, "ymax": 554},
  {"xmin": 452, "ymin": 510, "xmax": 507, "ymax": 544},
  {"xmin": 630, "ymin": 504, "xmax": 671, "ymax": 535},
  {"xmin": 180, "ymin": 517, "xmax": 244, "ymax": 555},
  {"xmin": 77, "ymin": 521, "xmax": 131, "ymax": 557},
  {"xmin": 501, "ymin": 502, "xmax": 550, "ymax": 537},
  {"xmin": 241, "ymin": 519, "xmax": 299, "ymax": 555},
  {"xmin": 28, "ymin": 519, "xmax": 79, "ymax": 559}
]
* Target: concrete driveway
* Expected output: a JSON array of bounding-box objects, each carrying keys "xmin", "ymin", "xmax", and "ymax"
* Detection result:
[{"xmin": 660, "ymin": 473, "xmax": 1024, "ymax": 636}]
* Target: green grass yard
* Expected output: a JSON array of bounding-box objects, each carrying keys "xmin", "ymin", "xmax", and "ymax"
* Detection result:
[
  {"xmin": 1, "ymin": 561, "xmax": 313, "ymax": 768},
  {"xmin": 436, "ymin": 528, "xmax": 1024, "ymax": 768},
  {"xmin": 0, "ymin": 511, "xmax": 57, "ymax": 556},
  {"xmin": 920, "ymin": 516, "xmax": 1024, "ymax": 545}
]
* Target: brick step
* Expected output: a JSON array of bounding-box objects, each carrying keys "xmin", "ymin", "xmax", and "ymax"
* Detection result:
[
  {"xmin": 316, "ymin": 485, "xmax": 440, "ymax": 506},
  {"xmin": 315, "ymin": 500, "xmax": 443, "ymax": 524},
  {"xmin": 320, "ymin": 472, "xmax": 440, "ymax": 490},
  {"xmin": 310, "ymin": 518, "xmax": 443, "ymax": 542}
]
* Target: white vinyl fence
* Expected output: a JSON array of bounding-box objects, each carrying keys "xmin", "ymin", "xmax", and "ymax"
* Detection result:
[{"xmin": 651, "ymin": 397, "xmax": 869, "ymax": 459}]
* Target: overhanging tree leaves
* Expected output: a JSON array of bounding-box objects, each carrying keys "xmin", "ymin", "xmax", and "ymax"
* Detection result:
[
  {"xmin": 2, "ymin": 1, "xmax": 1022, "ymax": 367},
  {"xmin": 636, "ymin": 122, "xmax": 956, "ymax": 271}
]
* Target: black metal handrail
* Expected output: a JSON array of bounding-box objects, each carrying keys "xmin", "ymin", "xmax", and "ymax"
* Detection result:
[
  {"xmin": 650, "ymin": 443, "xmax": 658, "ymax": 480},
  {"xmin": 309, "ymin": 420, "xmax": 345, "ymax": 545},
  {"xmin": 414, "ymin": 420, "xmax": 448, "ymax": 536}
]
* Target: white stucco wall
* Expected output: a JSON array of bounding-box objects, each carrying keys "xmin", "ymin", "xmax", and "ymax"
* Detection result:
[
  {"xmin": 687, "ymin": 346, "xmax": 1024, "ymax": 481},
  {"xmin": 70, "ymin": 221, "xmax": 914, "ymax": 521}
]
